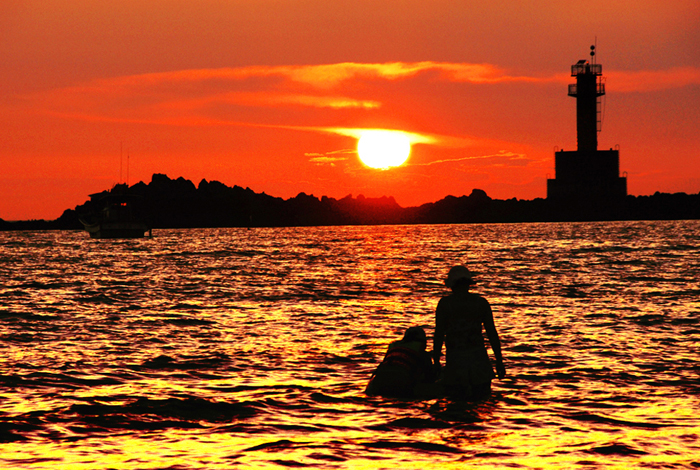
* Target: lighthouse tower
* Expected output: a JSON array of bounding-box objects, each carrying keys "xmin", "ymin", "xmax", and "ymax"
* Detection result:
[{"xmin": 547, "ymin": 46, "xmax": 627, "ymax": 207}]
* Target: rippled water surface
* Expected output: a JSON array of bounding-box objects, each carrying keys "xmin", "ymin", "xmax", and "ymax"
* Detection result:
[{"xmin": 1, "ymin": 221, "xmax": 699, "ymax": 469}]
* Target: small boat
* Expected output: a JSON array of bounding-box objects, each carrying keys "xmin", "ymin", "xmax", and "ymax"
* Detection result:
[{"xmin": 79, "ymin": 184, "xmax": 151, "ymax": 239}]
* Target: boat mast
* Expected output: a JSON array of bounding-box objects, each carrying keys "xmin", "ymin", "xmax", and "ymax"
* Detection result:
[{"xmin": 120, "ymin": 142, "xmax": 124, "ymax": 184}]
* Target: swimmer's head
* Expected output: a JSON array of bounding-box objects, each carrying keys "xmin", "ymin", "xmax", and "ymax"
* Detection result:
[
  {"xmin": 445, "ymin": 265, "xmax": 476, "ymax": 288},
  {"xmin": 403, "ymin": 326, "xmax": 427, "ymax": 349}
]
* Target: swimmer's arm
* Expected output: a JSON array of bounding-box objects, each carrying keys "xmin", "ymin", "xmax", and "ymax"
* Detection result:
[
  {"xmin": 483, "ymin": 302, "xmax": 506, "ymax": 378},
  {"xmin": 432, "ymin": 299, "xmax": 447, "ymax": 366}
]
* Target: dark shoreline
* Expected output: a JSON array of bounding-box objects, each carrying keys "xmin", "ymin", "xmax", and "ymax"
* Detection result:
[{"xmin": 2, "ymin": 174, "xmax": 699, "ymax": 231}]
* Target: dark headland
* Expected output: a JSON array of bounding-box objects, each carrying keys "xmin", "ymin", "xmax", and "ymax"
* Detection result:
[{"xmin": 2, "ymin": 173, "xmax": 699, "ymax": 232}]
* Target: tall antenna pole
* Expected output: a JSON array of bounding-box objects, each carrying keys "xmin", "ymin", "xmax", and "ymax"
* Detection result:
[
  {"xmin": 592, "ymin": 37, "xmax": 598, "ymax": 65},
  {"xmin": 120, "ymin": 142, "xmax": 123, "ymax": 184}
]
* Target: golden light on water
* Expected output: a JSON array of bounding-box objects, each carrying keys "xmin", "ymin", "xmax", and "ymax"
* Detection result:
[{"xmin": 2, "ymin": 223, "xmax": 700, "ymax": 469}]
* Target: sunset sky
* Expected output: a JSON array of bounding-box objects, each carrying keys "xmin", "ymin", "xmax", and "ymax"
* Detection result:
[{"xmin": 1, "ymin": 0, "xmax": 699, "ymax": 220}]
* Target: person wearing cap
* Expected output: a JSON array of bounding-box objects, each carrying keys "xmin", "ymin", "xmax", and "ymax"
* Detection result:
[
  {"xmin": 365, "ymin": 326, "xmax": 436, "ymax": 398},
  {"xmin": 432, "ymin": 265, "xmax": 505, "ymax": 399}
]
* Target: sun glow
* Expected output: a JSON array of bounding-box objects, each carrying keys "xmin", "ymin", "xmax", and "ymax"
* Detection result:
[{"xmin": 357, "ymin": 130, "xmax": 411, "ymax": 169}]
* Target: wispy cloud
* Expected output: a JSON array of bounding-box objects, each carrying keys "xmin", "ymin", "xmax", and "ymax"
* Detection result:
[
  {"xmin": 607, "ymin": 67, "xmax": 700, "ymax": 92},
  {"xmin": 53, "ymin": 62, "xmax": 700, "ymax": 100},
  {"xmin": 319, "ymin": 127, "xmax": 439, "ymax": 145},
  {"xmin": 27, "ymin": 61, "xmax": 699, "ymax": 134},
  {"xmin": 278, "ymin": 62, "xmax": 513, "ymax": 87},
  {"xmin": 96, "ymin": 61, "xmax": 552, "ymax": 90},
  {"xmin": 410, "ymin": 151, "xmax": 533, "ymax": 167},
  {"xmin": 154, "ymin": 92, "xmax": 381, "ymax": 111},
  {"xmin": 306, "ymin": 148, "xmax": 355, "ymax": 165},
  {"xmin": 309, "ymin": 128, "xmax": 512, "ymax": 151}
]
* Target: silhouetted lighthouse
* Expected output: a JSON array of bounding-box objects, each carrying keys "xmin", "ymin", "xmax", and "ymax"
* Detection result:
[{"xmin": 547, "ymin": 46, "xmax": 627, "ymax": 207}]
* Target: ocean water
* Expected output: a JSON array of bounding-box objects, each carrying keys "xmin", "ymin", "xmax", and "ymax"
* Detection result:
[{"xmin": 1, "ymin": 221, "xmax": 699, "ymax": 469}]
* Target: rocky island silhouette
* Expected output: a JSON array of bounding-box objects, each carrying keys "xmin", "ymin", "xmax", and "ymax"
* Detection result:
[{"xmin": 2, "ymin": 173, "xmax": 699, "ymax": 232}]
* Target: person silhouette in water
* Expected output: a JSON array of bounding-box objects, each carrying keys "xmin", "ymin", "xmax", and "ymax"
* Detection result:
[
  {"xmin": 365, "ymin": 326, "xmax": 435, "ymax": 398},
  {"xmin": 432, "ymin": 265, "xmax": 505, "ymax": 399}
]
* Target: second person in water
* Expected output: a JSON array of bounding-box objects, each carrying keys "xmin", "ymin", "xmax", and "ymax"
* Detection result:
[{"xmin": 365, "ymin": 326, "xmax": 435, "ymax": 398}]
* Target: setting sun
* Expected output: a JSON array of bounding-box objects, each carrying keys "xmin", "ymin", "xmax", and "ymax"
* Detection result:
[{"xmin": 357, "ymin": 130, "xmax": 411, "ymax": 169}]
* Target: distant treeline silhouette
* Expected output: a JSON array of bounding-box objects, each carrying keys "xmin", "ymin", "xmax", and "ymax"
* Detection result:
[{"xmin": 2, "ymin": 173, "xmax": 699, "ymax": 230}]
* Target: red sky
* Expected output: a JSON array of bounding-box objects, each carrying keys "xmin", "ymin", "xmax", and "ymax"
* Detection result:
[{"xmin": 1, "ymin": 0, "xmax": 699, "ymax": 220}]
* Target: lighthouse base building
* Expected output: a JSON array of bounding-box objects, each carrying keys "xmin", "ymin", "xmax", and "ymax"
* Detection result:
[{"xmin": 547, "ymin": 149, "xmax": 627, "ymax": 202}]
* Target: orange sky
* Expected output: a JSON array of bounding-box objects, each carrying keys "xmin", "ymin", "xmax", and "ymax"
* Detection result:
[{"xmin": 1, "ymin": 0, "xmax": 699, "ymax": 220}]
